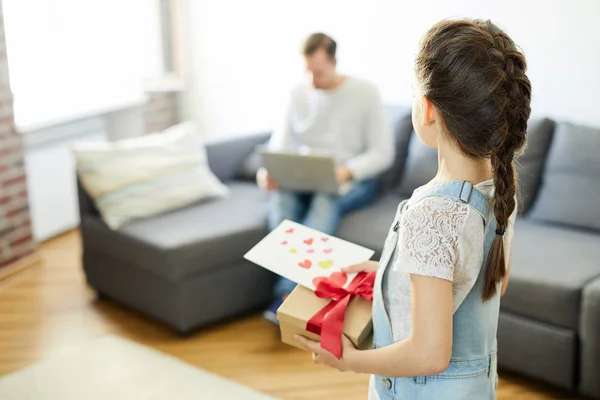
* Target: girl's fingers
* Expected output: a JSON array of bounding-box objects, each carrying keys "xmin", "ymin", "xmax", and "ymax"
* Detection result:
[
  {"xmin": 294, "ymin": 335, "xmax": 321, "ymax": 353},
  {"xmin": 341, "ymin": 264, "xmax": 364, "ymax": 273},
  {"xmin": 341, "ymin": 335, "xmax": 356, "ymax": 349}
]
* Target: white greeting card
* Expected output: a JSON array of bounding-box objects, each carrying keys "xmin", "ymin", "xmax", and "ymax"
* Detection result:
[{"xmin": 244, "ymin": 220, "xmax": 375, "ymax": 290}]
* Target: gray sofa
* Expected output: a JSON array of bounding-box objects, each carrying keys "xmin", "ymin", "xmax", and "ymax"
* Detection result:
[{"xmin": 78, "ymin": 107, "xmax": 600, "ymax": 398}]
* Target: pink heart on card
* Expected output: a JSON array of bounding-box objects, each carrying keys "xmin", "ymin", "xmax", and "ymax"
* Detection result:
[
  {"xmin": 281, "ymin": 241, "xmax": 288, "ymax": 245},
  {"xmin": 323, "ymin": 249, "xmax": 332, "ymax": 254},
  {"xmin": 321, "ymin": 237, "xmax": 329, "ymax": 242},
  {"xmin": 307, "ymin": 249, "xmax": 315, "ymax": 254}
]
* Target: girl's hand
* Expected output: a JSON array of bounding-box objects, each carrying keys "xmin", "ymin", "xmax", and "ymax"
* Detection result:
[
  {"xmin": 294, "ymin": 334, "xmax": 358, "ymax": 372},
  {"xmin": 342, "ymin": 260, "xmax": 379, "ymax": 274}
]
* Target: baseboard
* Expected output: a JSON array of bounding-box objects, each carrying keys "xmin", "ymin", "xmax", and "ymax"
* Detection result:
[{"xmin": 0, "ymin": 252, "xmax": 42, "ymax": 281}]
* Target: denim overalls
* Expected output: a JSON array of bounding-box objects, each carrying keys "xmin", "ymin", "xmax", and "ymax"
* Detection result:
[{"xmin": 372, "ymin": 181, "xmax": 500, "ymax": 400}]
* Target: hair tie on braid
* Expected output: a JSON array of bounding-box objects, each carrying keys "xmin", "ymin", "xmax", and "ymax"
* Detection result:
[{"xmin": 495, "ymin": 229, "xmax": 506, "ymax": 236}]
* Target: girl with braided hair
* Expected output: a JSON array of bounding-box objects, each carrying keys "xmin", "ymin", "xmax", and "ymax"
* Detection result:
[{"xmin": 295, "ymin": 18, "xmax": 531, "ymax": 400}]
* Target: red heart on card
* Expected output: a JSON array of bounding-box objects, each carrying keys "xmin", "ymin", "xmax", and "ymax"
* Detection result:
[
  {"xmin": 281, "ymin": 241, "xmax": 288, "ymax": 245},
  {"xmin": 312, "ymin": 271, "xmax": 348, "ymax": 287},
  {"xmin": 321, "ymin": 237, "xmax": 329, "ymax": 242},
  {"xmin": 303, "ymin": 238, "xmax": 314, "ymax": 245},
  {"xmin": 285, "ymin": 228, "xmax": 294, "ymax": 233},
  {"xmin": 323, "ymin": 249, "xmax": 332, "ymax": 254},
  {"xmin": 298, "ymin": 259, "xmax": 312, "ymax": 269}
]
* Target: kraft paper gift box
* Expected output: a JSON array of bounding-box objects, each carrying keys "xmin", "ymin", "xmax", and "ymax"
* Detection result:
[{"xmin": 277, "ymin": 271, "xmax": 375, "ymax": 358}]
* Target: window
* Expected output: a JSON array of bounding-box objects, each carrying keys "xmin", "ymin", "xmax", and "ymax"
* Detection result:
[{"xmin": 3, "ymin": 0, "xmax": 169, "ymax": 132}]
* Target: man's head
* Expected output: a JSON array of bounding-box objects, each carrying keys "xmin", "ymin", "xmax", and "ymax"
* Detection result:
[{"xmin": 303, "ymin": 33, "xmax": 337, "ymax": 89}]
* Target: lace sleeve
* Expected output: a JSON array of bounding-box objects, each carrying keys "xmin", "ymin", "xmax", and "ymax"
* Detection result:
[{"xmin": 392, "ymin": 196, "xmax": 469, "ymax": 281}]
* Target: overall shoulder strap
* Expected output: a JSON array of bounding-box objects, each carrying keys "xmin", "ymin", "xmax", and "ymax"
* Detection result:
[{"xmin": 410, "ymin": 181, "xmax": 490, "ymax": 223}]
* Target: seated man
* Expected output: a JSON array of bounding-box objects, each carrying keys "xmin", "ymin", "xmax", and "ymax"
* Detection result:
[{"xmin": 257, "ymin": 33, "xmax": 394, "ymax": 323}]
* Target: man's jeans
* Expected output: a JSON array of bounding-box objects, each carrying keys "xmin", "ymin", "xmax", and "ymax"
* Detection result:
[{"xmin": 268, "ymin": 179, "xmax": 378, "ymax": 298}]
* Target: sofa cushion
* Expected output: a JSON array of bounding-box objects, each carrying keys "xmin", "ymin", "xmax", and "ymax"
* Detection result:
[
  {"xmin": 501, "ymin": 220, "xmax": 600, "ymax": 330},
  {"xmin": 397, "ymin": 132, "xmax": 438, "ymax": 196},
  {"xmin": 377, "ymin": 106, "xmax": 414, "ymax": 193},
  {"xmin": 81, "ymin": 182, "xmax": 268, "ymax": 281},
  {"xmin": 205, "ymin": 132, "xmax": 270, "ymax": 182},
  {"xmin": 529, "ymin": 122, "xmax": 600, "ymax": 230},
  {"xmin": 236, "ymin": 150, "xmax": 263, "ymax": 181},
  {"xmin": 74, "ymin": 122, "xmax": 229, "ymax": 229},
  {"xmin": 515, "ymin": 118, "xmax": 555, "ymax": 214},
  {"xmin": 231, "ymin": 133, "xmax": 271, "ymax": 181},
  {"xmin": 397, "ymin": 118, "xmax": 554, "ymax": 211},
  {"xmin": 337, "ymin": 192, "xmax": 406, "ymax": 257}
]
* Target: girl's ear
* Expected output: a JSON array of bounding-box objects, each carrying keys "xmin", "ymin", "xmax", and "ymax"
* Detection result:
[{"xmin": 422, "ymin": 96, "xmax": 436, "ymax": 126}]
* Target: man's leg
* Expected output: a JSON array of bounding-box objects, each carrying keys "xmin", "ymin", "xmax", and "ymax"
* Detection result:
[
  {"xmin": 265, "ymin": 190, "xmax": 309, "ymax": 323},
  {"xmin": 303, "ymin": 179, "xmax": 379, "ymax": 235},
  {"xmin": 338, "ymin": 178, "xmax": 378, "ymax": 215},
  {"xmin": 268, "ymin": 190, "xmax": 307, "ymax": 231},
  {"xmin": 302, "ymin": 193, "xmax": 342, "ymax": 235},
  {"xmin": 268, "ymin": 190, "xmax": 309, "ymax": 297}
]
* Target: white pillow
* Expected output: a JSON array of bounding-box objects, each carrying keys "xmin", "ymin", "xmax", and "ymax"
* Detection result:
[{"xmin": 73, "ymin": 122, "xmax": 229, "ymax": 230}]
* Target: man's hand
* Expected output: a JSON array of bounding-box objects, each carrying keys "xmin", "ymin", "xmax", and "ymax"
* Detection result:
[
  {"xmin": 294, "ymin": 334, "xmax": 358, "ymax": 372},
  {"xmin": 335, "ymin": 165, "xmax": 353, "ymax": 184},
  {"xmin": 257, "ymin": 167, "xmax": 278, "ymax": 191}
]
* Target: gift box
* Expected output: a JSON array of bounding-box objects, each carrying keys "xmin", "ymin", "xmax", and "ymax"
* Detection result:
[
  {"xmin": 277, "ymin": 271, "xmax": 375, "ymax": 358},
  {"xmin": 243, "ymin": 220, "xmax": 376, "ymax": 358}
]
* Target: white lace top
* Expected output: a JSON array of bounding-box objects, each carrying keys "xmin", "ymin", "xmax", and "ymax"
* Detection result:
[{"xmin": 383, "ymin": 179, "xmax": 517, "ymax": 342}]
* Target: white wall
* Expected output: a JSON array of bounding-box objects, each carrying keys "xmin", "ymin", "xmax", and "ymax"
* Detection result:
[
  {"xmin": 23, "ymin": 117, "xmax": 107, "ymax": 241},
  {"xmin": 180, "ymin": 0, "xmax": 600, "ymax": 138},
  {"xmin": 22, "ymin": 106, "xmax": 144, "ymax": 242}
]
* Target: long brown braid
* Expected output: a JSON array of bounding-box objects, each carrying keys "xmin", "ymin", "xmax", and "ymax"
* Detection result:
[{"xmin": 415, "ymin": 19, "xmax": 532, "ymax": 300}]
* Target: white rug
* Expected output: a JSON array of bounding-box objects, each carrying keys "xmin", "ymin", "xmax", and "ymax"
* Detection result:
[{"xmin": 0, "ymin": 335, "xmax": 277, "ymax": 400}]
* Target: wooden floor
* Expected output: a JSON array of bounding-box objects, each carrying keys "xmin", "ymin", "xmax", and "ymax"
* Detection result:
[{"xmin": 0, "ymin": 230, "xmax": 579, "ymax": 399}]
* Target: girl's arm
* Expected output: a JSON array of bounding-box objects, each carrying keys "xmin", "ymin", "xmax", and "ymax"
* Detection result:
[
  {"xmin": 501, "ymin": 253, "xmax": 512, "ymax": 297},
  {"xmin": 348, "ymin": 275, "xmax": 453, "ymax": 377},
  {"xmin": 296, "ymin": 197, "xmax": 458, "ymax": 376},
  {"xmin": 296, "ymin": 274, "xmax": 453, "ymax": 377},
  {"xmin": 501, "ymin": 204, "xmax": 517, "ymax": 297}
]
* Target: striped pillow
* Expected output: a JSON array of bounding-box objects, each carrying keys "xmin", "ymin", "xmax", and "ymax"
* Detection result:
[{"xmin": 73, "ymin": 122, "xmax": 229, "ymax": 229}]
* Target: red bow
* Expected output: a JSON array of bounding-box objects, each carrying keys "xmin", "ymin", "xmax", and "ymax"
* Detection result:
[{"xmin": 306, "ymin": 271, "xmax": 375, "ymax": 359}]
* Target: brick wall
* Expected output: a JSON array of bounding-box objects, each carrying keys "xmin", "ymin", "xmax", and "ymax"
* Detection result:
[
  {"xmin": 144, "ymin": 91, "xmax": 180, "ymax": 134},
  {"xmin": 0, "ymin": 1, "xmax": 35, "ymax": 268}
]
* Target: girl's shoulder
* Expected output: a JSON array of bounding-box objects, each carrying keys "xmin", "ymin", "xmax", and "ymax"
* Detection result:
[
  {"xmin": 401, "ymin": 179, "xmax": 517, "ymax": 238},
  {"xmin": 403, "ymin": 194, "xmax": 471, "ymax": 234},
  {"xmin": 395, "ymin": 195, "xmax": 474, "ymax": 281}
]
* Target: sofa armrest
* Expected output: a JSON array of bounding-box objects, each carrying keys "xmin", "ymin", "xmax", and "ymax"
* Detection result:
[
  {"xmin": 77, "ymin": 177, "xmax": 100, "ymax": 220},
  {"xmin": 580, "ymin": 277, "xmax": 600, "ymax": 398},
  {"xmin": 205, "ymin": 132, "xmax": 271, "ymax": 182}
]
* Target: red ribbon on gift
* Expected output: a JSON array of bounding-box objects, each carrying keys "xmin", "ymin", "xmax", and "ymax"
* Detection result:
[{"xmin": 306, "ymin": 271, "xmax": 376, "ymax": 359}]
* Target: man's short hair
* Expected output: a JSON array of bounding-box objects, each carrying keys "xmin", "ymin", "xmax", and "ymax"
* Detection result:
[{"xmin": 303, "ymin": 33, "xmax": 337, "ymax": 59}]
